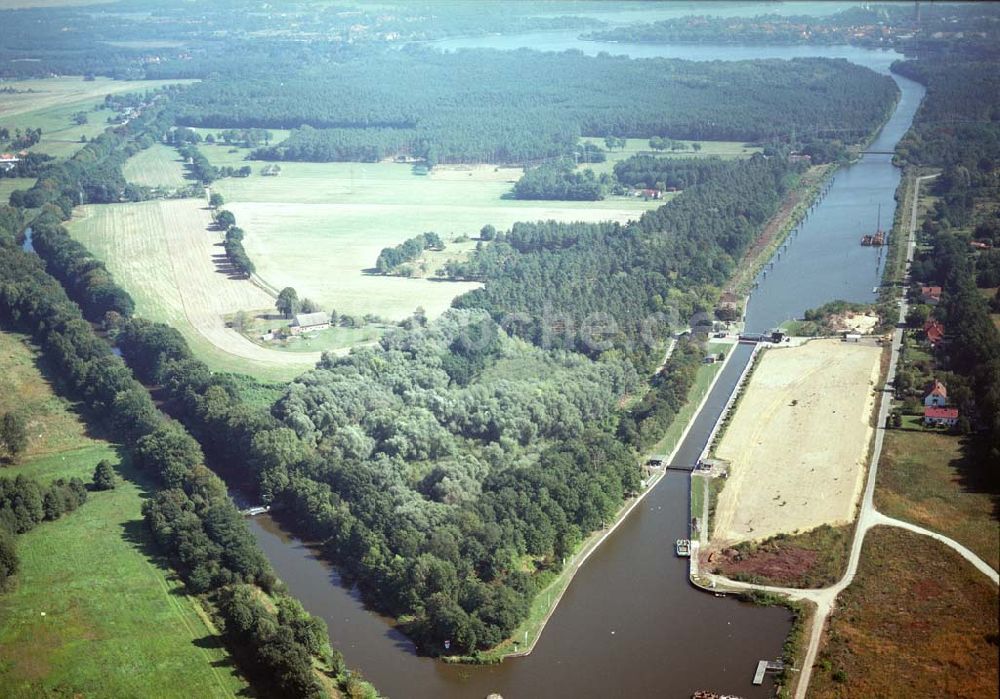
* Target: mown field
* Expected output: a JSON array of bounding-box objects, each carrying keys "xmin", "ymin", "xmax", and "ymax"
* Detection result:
[
  {"xmin": 68, "ymin": 198, "xmax": 319, "ymax": 381},
  {"xmin": 0, "ymin": 330, "xmax": 248, "ymax": 698},
  {"xmin": 810, "ymin": 526, "xmax": 998, "ymax": 699},
  {"xmin": 875, "ymin": 429, "xmax": 999, "ymax": 570},
  {"xmin": 197, "ymin": 147, "xmax": 660, "ymax": 320},
  {"xmin": 121, "ymin": 143, "xmax": 190, "ymax": 187},
  {"xmin": 0, "ymin": 77, "xmax": 196, "ymax": 158}
]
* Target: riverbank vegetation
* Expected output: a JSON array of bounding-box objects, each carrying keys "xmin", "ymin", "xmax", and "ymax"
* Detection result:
[{"xmin": 810, "ymin": 527, "xmax": 998, "ymax": 698}]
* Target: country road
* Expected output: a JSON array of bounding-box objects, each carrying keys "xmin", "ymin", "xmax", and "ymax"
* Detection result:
[{"xmin": 701, "ymin": 173, "xmax": 999, "ymax": 699}]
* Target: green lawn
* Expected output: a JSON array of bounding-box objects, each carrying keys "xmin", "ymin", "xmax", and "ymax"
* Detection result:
[
  {"xmin": 122, "ymin": 143, "xmax": 190, "ymax": 188},
  {"xmin": 0, "ymin": 330, "xmax": 249, "ymax": 697},
  {"xmin": 875, "ymin": 429, "xmax": 999, "ymax": 570}
]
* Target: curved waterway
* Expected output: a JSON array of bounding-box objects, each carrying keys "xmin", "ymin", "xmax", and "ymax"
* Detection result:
[{"xmin": 249, "ymin": 36, "xmax": 924, "ymax": 699}]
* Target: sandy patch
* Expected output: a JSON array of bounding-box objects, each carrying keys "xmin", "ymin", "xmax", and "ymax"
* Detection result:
[
  {"xmin": 831, "ymin": 312, "xmax": 879, "ymax": 334},
  {"xmin": 712, "ymin": 339, "xmax": 882, "ymax": 543}
]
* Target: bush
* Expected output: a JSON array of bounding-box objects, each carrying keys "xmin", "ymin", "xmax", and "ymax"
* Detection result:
[{"xmin": 93, "ymin": 460, "xmax": 117, "ymax": 490}]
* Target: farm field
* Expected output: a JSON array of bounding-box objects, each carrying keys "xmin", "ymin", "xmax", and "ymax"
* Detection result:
[
  {"xmin": 121, "ymin": 143, "xmax": 189, "ymax": 187},
  {"xmin": 712, "ymin": 339, "xmax": 882, "ymax": 543},
  {"xmin": 875, "ymin": 429, "xmax": 999, "ymax": 570},
  {"xmin": 0, "ymin": 77, "xmax": 196, "ymax": 158},
  {"xmin": 0, "ymin": 329, "xmax": 248, "ymax": 698},
  {"xmin": 809, "ymin": 526, "xmax": 999, "ymax": 699},
  {"xmin": 199, "ymin": 153, "xmax": 660, "ymax": 320},
  {"xmin": 67, "ymin": 198, "xmax": 320, "ymax": 381}
]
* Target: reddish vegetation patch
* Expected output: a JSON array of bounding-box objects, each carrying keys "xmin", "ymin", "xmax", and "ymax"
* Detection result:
[
  {"xmin": 708, "ymin": 523, "xmax": 851, "ymax": 589},
  {"xmin": 711, "ymin": 544, "xmax": 818, "ymax": 581}
]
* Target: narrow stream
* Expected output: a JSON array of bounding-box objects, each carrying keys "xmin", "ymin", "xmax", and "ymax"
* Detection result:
[{"xmin": 248, "ymin": 36, "xmax": 924, "ymax": 699}]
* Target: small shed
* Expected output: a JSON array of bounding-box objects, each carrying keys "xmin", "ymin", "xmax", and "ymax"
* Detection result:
[
  {"xmin": 291, "ymin": 311, "xmax": 330, "ymax": 335},
  {"xmin": 843, "ymin": 333, "xmax": 861, "ymax": 342}
]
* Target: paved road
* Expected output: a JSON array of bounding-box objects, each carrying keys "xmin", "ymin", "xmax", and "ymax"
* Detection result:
[{"xmin": 702, "ymin": 174, "xmax": 999, "ymax": 699}]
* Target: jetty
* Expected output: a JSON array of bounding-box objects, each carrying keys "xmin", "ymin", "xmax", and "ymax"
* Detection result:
[{"xmin": 752, "ymin": 659, "xmax": 785, "ymax": 685}]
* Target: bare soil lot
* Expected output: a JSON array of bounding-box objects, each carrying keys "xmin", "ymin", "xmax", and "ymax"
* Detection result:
[{"xmin": 713, "ymin": 339, "xmax": 882, "ymax": 543}]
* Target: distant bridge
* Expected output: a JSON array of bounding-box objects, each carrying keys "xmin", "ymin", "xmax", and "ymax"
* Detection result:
[{"xmin": 861, "ymin": 150, "xmax": 895, "ymax": 155}]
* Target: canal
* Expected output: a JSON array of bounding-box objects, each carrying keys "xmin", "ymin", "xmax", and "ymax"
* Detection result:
[{"xmin": 248, "ymin": 33, "xmax": 925, "ymax": 699}]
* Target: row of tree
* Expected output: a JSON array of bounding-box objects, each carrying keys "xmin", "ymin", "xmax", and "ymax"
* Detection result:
[{"xmin": 1, "ymin": 212, "xmax": 349, "ymax": 697}]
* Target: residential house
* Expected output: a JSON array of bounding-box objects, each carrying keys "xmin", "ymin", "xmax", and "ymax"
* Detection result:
[
  {"xmin": 923, "ymin": 406, "xmax": 959, "ymax": 427},
  {"xmin": 923, "ymin": 380, "xmax": 948, "ymax": 407},
  {"xmin": 923, "ymin": 318, "xmax": 945, "ymax": 347},
  {"xmin": 920, "ymin": 285, "xmax": 942, "ymax": 305}
]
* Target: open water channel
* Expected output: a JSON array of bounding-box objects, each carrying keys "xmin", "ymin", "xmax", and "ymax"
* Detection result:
[{"xmin": 248, "ymin": 28, "xmax": 925, "ymax": 699}]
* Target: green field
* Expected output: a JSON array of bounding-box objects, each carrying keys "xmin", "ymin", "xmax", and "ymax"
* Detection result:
[
  {"xmin": 195, "ymin": 149, "xmax": 661, "ymax": 320},
  {"xmin": 0, "ymin": 330, "xmax": 248, "ymax": 698},
  {"xmin": 578, "ymin": 137, "xmax": 761, "ymax": 176},
  {"xmin": 0, "ymin": 77, "xmax": 196, "ymax": 159},
  {"xmin": 122, "ymin": 143, "xmax": 190, "ymax": 187}
]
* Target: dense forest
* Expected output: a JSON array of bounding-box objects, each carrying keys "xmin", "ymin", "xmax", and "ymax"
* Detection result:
[
  {"xmin": 612, "ymin": 155, "xmax": 732, "ymax": 190},
  {"xmin": 447, "ymin": 154, "xmax": 799, "ymax": 358},
  {"xmin": 512, "ymin": 162, "xmax": 610, "ymax": 201},
  {"xmin": 235, "ymin": 51, "xmax": 896, "ymax": 164}
]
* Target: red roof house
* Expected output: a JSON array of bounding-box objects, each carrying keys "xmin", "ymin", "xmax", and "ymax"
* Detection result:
[
  {"xmin": 923, "ymin": 406, "xmax": 959, "ymax": 427},
  {"xmin": 923, "ymin": 319, "xmax": 945, "ymax": 346},
  {"xmin": 920, "ymin": 286, "xmax": 942, "ymax": 305}
]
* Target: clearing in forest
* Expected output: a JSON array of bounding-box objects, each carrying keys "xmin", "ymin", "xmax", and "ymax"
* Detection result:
[
  {"xmin": 712, "ymin": 338, "xmax": 882, "ymax": 543},
  {"xmin": 67, "ymin": 198, "xmax": 320, "ymax": 380},
  {"xmin": 121, "ymin": 143, "xmax": 190, "ymax": 188},
  {"xmin": 0, "ymin": 330, "xmax": 247, "ymax": 698}
]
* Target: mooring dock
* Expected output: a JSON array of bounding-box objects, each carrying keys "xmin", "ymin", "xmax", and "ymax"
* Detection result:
[{"xmin": 752, "ymin": 660, "xmax": 785, "ymax": 685}]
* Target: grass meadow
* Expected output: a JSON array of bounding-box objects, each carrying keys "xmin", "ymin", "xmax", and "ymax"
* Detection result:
[
  {"xmin": 0, "ymin": 330, "xmax": 248, "ymax": 698},
  {"xmin": 577, "ymin": 137, "xmax": 761, "ymax": 176},
  {"xmin": 121, "ymin": 143, "xmax": 190, "ymax": 187}
]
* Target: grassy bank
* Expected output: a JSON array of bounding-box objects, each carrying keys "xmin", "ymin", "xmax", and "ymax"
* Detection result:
[{"xmin": 809, "ymin": 526, "xmax": 998, "ymax": 698}]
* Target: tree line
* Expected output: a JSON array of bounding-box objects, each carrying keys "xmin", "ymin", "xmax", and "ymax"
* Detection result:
[
  {"xmin": 0, "ymin": 212, "xmax": 371, "ymax": 697},
  {"xmin": 512, "ymin": 162, "xmax": 610, "ymax": 201}
]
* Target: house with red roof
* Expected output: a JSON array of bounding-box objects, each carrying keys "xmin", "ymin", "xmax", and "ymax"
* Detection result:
[
  {"xmin": 920, "ymin": 285, "xmax": 942, "ymax": 305},
  {"xmin": 923, "ymin": 318, "xmax": 945, "ymax": 347},
  {"xmin": 923, "ymin": 379, "xmax": 948, "ymax": 407},
  {"xmin": 923, "ymin": 406, "xmax": 959, "ymax": 427}
]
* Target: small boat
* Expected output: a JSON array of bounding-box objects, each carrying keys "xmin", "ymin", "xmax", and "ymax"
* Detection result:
[{"xmin": 675, "ymin": 539, "xmax": 691, "ymax": 557}]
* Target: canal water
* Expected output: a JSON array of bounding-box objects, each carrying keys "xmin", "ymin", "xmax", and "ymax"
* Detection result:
[{"xmin": 248, "ymin": 33, "xmax": 924, "ymax": 699}]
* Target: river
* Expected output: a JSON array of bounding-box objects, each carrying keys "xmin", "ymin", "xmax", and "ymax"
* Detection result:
[{"xmin": 248, "ymin": 32, "xmax": 924, "ymax": 699}]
